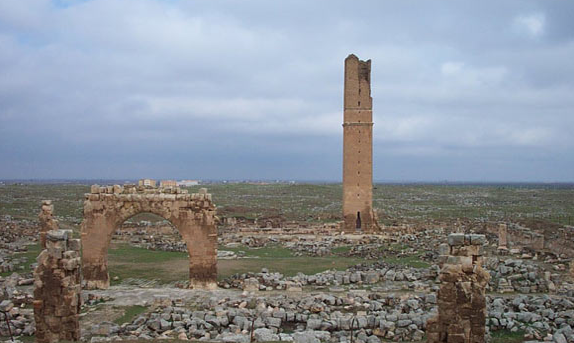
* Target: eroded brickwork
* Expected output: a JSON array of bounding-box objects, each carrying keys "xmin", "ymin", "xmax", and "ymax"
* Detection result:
[
  {"xmin": 38, "ymin": 200, "xmax": 59, "ymax": 249},
  {"xmin": 81, "ymin": 185, "xmax": 217, "ymax": 289},
  {"xmin": 427, "ymin": 233, "xmax": 490, "ymax": 343},
  {"xmin": 342, "ymin": 54, "xmax": 379, "ymax": 233},
  {"xmin": 33, "ymin": 229, "xmax": 81, "ymax": 343}
]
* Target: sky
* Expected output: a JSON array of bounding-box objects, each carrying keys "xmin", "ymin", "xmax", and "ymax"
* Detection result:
[{"xmin": 0, "ymin": 0, "xmax": 573, "ymax": 182}]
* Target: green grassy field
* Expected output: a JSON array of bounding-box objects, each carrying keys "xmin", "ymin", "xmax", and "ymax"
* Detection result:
[
  {"xmin": 108, "ymin": 243, "xmax": 365, "ymax": 284},
  {"xmin": 490, "ymin": 329, "xmax": 525, "ymax": 343},
  {"xmin": 1, "ymin": 183, "xmax": 572, "ymax": 228}
]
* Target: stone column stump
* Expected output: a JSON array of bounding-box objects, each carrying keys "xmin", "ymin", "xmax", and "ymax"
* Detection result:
[
  {"xmin": 38, "ymin": 200, "xmax": 59, "ymax": 249},
  {"xmin": 33, "ymin": 229, "xmax": 81, "ymax": 343},
  {"xmin": 427, "ymin": 233, "xmax": 490, "ymax": 343}
]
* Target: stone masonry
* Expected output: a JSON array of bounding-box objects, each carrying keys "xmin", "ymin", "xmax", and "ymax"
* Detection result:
[
  {"xmin": 33, "ymin": 229, "xmax": 81, "ymax": 343},
  {"xmin": 427, "ymin": 233, "xmax": 490, "ymax": 343},
  {"xmin": 342, "ymin": 54, "xmax": 380, "ymax": 233},
  {"xmin": 81, "ymin": 184, "xmax": 217, "ymax": 289},
  {"xmin": 497, "ymin": 223, "xmax": 508, "ymax": 254},
  {"xmin": 38, "ymin": 200, "xmax": 59, "ymax": 249}
]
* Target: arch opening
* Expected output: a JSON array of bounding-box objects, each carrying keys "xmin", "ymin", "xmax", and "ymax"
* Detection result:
[
  {"xmin": 108, "ymin": 213, "xmax": 191, "ymax": 287},
  {"xmin": 81, "ymin": 186, "xmax": 218, "ymax": 290}
]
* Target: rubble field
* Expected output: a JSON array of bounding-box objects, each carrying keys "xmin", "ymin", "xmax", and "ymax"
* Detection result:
[{"xmin": 0, "ymin": 183, "xmax": 573, "ymax": 343}]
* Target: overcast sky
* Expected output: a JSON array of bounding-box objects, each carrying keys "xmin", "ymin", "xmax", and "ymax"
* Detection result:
[{"xmin": 0, "ymin": 0, "xmax": 573, "ymax": 182}]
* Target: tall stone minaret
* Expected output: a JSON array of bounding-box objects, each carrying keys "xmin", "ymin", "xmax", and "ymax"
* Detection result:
[{"xmin": 342, "ymin": 54, "xmax": 377, "ymax": 232}]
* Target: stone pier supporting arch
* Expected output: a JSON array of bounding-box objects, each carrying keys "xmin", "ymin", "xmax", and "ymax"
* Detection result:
[{"xmin": 81, "ymin": 184, "xmax": 217, "ymax": 289}]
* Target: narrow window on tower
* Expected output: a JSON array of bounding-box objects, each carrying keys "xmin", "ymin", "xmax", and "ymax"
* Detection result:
[{"xmin": 358, "ymin": 101, "xmax": 361, "ymax": 106}]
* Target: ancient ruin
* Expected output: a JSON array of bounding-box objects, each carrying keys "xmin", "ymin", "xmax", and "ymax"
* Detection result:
[
  {"xmin": 81, "ymin": 184, "xmax": 217, "ymax": 289},
  {"xmin": 497, "ymin": 223, "xmax": 508, "ymax": 253},
  {"xmin": 33, "ymin": 229, "xmax": 81, "ymax": 343},
  {"xmin": 38, "ymin": 200, "xmax": 59, "ymax": 249},
  {"xmin": 342, "ymin": 54, "xmax": 379, "ymax": 233},
  {"xmin": 427, "ymin": 233, "xmax": 490, "ymax": 343}
]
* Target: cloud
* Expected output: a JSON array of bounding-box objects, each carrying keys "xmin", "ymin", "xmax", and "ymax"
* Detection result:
[
  {"xmin": 514, "ymin": 13, "xmax": 546, "ymax": 37},
  {"xmin": 0, "ymin": 0, "xmax": 573, "ymax": 181}
]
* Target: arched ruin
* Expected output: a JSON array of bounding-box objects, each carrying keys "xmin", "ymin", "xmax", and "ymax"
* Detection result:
[{"xmin": 81, "ymin": 184, "xmax": 217, "ymax": 289}]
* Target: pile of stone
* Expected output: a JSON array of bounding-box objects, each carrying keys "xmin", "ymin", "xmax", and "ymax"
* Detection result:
[
  {"xmin": 87, "ymin": 292, "xmax": 435, "ymax": 343},
  {"xmin": 1, "ymin": 273, "xmax": 34, "ymax": 306},
  {"xmin": 487, "ymin": 294, "xmax": 574, "ymax": 342},
  {"xmin": 0, "ymin": 217, "xmax": 38, "ymax": 251},
  {"xmin": 82, "ymin": 289, "xmax": 574, "ymax": 343},
  {"xmin": 0, "ymin": 299, "xmax": 35, "ymax": 337},
  {"xmin": 345, "ymin": 244, "xmax": 421, "ymax": 260},
  {"xmin": 485, "ymin": 258, "xmax": 560, "ymax": 293},
  {"xmin": 218, "ymin": 262, "xmax": 439, "ymax": 291},
  {"xmin": 286, "ymin": 241, "xmax": 333, "ymax": 257}
]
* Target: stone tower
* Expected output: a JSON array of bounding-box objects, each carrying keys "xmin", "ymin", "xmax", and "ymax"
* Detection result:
[{"xmin": 342, "ymin": 54, "xmax": 377, "ymax": 232}]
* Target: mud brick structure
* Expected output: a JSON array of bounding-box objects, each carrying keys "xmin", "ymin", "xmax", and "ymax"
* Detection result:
[
  {"xmin": 342, "ymin": 54, "xmax": 380, "ymax": 233},
  {"xmin": 33, "ymin": 229, "xmax": 81, "ymax": 343},
  {"xmin": 81, "ymin": 184, "xmax": 217, "ymax": 289},
  {"xmin": 38, "ymin": 200, "xmax": 59, "ymax": 248},
  {"xmin": 427, "ymin": 233, "xmax": 490, "ymax": 343}
]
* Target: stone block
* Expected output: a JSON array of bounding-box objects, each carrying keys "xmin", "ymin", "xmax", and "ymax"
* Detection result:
[
  {"xmin": 470, "ymin": 234, "xmax": 486, "ymax": 246},
  {"xmin": 113, "ymin": 185, "xmax": 122, "ymax": 194},
  {"xmin": 448, "ymin": 233, "xmax": 465, "ymax": 246},
  {"xmin": 47, "ymin": 230, "xmax": 68, "ymax": 242},
  {"xmin": 90, "ymin": 185, "xmax": 100, "ymax": 194},
  {"xmin": 67, "ymin": 239, "xmax": 81, "ymax": 252}
]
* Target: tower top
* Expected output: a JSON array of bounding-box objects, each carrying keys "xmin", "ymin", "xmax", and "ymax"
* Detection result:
[{"xmin": 345, "ymin": 54, "xmax": 371, "ymax": 82}]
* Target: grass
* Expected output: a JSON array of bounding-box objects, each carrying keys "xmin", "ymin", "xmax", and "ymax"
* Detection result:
[
  {"xmin": 0, "ymin": 243, "xmax": 42, "ymax": 277},
  {"xmin": 490, "ymin": 329, "xmax": 525, "ymax": 343},
  {"xmin": 2, "ymin": 183, "xmax": 573, "ymax": 226},
  {"xmin": 383, "ymin": 255, "xmax": 430, "ymax": 269},
  {"xmin": 114, "ymin": 305, "xmax": 148, "ymax": 325},
  {"xmin": 331, "ymin": 245, "xmax": 352, "ymax": 254},
  {"xmin": 223, "ymin": 244, "xmax": 294, "ymax": 258},
  {"xmin": 107, "ymin": 243, "xmax": 363, "ymax": 284}
]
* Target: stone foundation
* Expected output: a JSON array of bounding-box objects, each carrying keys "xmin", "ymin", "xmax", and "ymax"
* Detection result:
[
  {"xmin": 38, "ymin": 200, "xmax": 59, "ymax": 248},
  {"xmin": 33, "ymin": 229, "xmax": 81, "ymax": 343},
  {"xmin": 427, "ymin": 233, "xmax": 490, "ymax": 343}
]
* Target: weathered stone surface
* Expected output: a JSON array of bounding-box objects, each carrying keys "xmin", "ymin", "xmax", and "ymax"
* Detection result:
[
  {"xmin": 34, "ymin": 229, "xmax": 81, "ymax": 343},
  {"xmin": 38, "ymin": 200, "xmax": 59, "ymax": 248},
  {"xmin": 342, "ymin": 54, "xmax": 380, "ymax": 233},
  {"xmin": 81, "ymin": 184, "xmax": 217, "ymax": 289},
  {"xmin": 427, "ymin": 233, "xmax": 490, "ymax": 343}
]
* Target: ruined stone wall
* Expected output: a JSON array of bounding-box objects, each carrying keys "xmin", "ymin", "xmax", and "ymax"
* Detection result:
[
  {"xmin": 427, "ymin": 233, "xmax": 490, "ymax": 343},
  {"xmin": 342, "ymin": 54, "xmax": 378, "ymax": 233},
  {"xmin": 33, "ymin": 229, "xmax": 81, "ymax": 343},
  {"xmin": 488, "ymin": 221, "xmax": 574, "ymax": 257},
  {"xmin": 548, "ymin": 227, "xmax": 574, "ymax": 257},
  {"xmin": 38, "ymin": 200, "xmax": 59, "ymax": 248},
  {"xmin": 81, "ymin": 184, "xmax": 217, "ymax": 289}
]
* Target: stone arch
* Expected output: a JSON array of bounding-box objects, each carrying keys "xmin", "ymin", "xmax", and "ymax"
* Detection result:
[{"xmin": 81, "ymin": 184, "xmax": 217, "ymax": 290}]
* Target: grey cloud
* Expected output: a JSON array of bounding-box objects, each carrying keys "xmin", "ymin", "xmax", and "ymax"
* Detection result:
[{"xmin": 0, "ymin": 0, "xmax": 573, "ymax": 181}]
